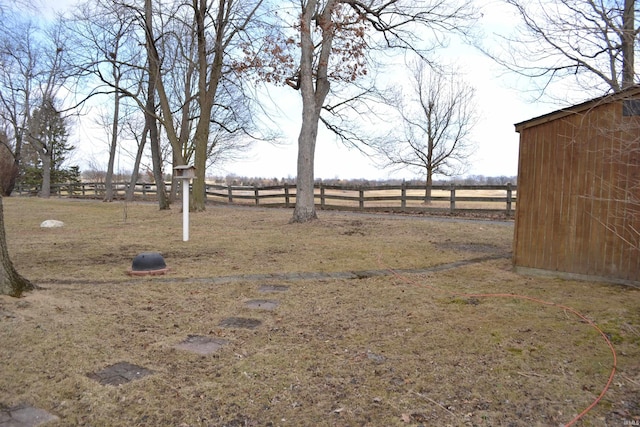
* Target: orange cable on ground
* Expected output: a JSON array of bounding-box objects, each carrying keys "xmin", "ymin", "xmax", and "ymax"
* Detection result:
[{"xmin": 380, "ymin": 261, "xmax": 617, "ymax": 427}]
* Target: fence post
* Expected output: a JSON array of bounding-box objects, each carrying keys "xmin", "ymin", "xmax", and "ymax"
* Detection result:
[
  {"xmin": 449, "ymin": 184, "xmax": 456, "ymax": 213},
  {"xmin": 401, "ymin": 181, "xmax": 406, "ymax": 209},
  {"xmin": 284, "ymin": 183, "xmax": 290, "ymax": 208},
  {"xmin": 359, "ymin": 188, "xmax": 364, "ymax": 210},
  {"xmin": 227, "ymin": 185, "xmax": 233, "ymax": 203},
  {"xmin": 320, "ymin": 183, "xmax": 325, "ymax": 208},
  {"xmin": 506, "ymin": 183, "xmax": 512, "ymax": 218},
  {"xmin": 254, "ymin": 185, "xmax": 259, "ymax": 205}
]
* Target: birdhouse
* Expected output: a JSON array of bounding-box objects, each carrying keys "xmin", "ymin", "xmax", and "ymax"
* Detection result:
[{"xmin": 173, "ymin": 165, "xmax": 196, "ymax": 180}]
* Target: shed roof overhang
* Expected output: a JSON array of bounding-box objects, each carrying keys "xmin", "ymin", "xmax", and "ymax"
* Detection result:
[{"xmin": 514, "ymin": 85, "xmax": 640, "ymax": 133}]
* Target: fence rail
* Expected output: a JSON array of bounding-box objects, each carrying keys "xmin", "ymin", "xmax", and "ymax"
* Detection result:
[{"xmin": 14, "ymin": 182, "xmax": 517, "ymax": 217}]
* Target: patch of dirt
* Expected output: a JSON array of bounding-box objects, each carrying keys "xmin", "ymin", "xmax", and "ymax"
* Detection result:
[
  {"xmin": 435, "ymin": 241, "xmax": 507, "ymax": 254},
  {"xmin": 0, "ymin": 302, "xmax": 18, "ymax": 321},
  {"xmin": 218, "ymin": 317, "xmax": 262, "ymax": 329}
]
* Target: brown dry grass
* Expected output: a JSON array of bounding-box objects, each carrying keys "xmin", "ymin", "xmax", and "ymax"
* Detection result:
[{"xmin": 1, "ymin": 197, "xmax": 639, "ymax": 427}]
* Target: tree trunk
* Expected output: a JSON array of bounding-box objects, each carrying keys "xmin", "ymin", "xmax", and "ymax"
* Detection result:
[
  {"xmin": 190, "ymin": 0, "xmax": 225, "ymax": 212},
  {"xmin": 126, "ymin": 125, "xmax": 148, "ymax": 201},
  {"xmin": 8, "ymin": 134, "xmax": 24, "ymax": 196},
  {"xmin": 104, "ymin": 94, "xmax": 121, "ymax": 202},
  {"xmin": 191, "ymin": 125, "xmax": 209, "ymax": 212},
  {"xmin": 291, "ymin": 0, "xmax": 334, "ymax": 223},
  {"xmin": 40, "ymin": 154, "xmax": 51, "ymax": 198},
  {"xmin": 424, "ymin": 170, "xmax": 433, "ymax": 204},
  {"xmin": 292, "ymin": 107, "xmax": 319, "ymax": 222},
  {"xmin": 1, "ymin": 159, "xmax": 18, "ymax": 197},
  {"xmin": 5, "ymin": 162, "xmax": 17, "ymax": 197},
  {"xmin": 0, "ymin": 195, "xmax": 34, "ymax": 297},
  {"xmin": 148, "ymin": 118, "xmax": 169, "ymax": 210},
  {"xmin": 145, "ymin": 0, "xmax": 170, "ymax": 210}
]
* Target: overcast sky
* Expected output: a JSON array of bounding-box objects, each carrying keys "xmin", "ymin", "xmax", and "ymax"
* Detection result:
[
  {"xmin": 59, "ymin": 0, "xmax": 556, "ymax": 181},
  {"xmin": 217, "ymin": 3, "xmax": 553, "ymax": 181}
]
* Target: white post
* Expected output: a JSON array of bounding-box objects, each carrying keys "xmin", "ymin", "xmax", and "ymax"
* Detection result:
[
  {"xmin": 174, "ymin": 165, "xmax": 195, "ymax": 242},
  {"xmin": 182, "ymin": 179, "xmax": 189, "ymax": 242}
]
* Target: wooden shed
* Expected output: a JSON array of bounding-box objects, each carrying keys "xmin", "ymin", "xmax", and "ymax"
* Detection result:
[{"xmin": 514, "ymin": 86, "xmax": 640, "ymax": 285}]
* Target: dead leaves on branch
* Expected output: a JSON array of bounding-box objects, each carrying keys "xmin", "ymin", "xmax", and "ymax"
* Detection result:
[{"xmin": 233, "ymin": 3, "xmax": 369, "ymax": 86}]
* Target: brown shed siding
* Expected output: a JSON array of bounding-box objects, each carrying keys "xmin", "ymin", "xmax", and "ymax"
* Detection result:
[{"xmin": 514, "ymin": 91, "xmax": 640, "ymax": 284}]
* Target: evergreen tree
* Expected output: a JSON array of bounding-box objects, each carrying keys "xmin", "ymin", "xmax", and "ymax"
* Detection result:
[{"xmin": 20, "ymin": 98, "xmax": 78, "ymax": 194}]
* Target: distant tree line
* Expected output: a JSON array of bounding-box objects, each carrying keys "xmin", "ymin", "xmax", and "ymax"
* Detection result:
[
  {"xmin": 203, "ymin": 174, "xmax": 517, "ymax": 187},
  {"xmin": 70, "ymin": 171, "xmax": 517, "ymax": 188}
]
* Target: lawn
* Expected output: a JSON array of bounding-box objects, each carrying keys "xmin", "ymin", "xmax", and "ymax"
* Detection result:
[{"xmin": 1, "ymin": 197, "xmax": 638, "ymax": 426}]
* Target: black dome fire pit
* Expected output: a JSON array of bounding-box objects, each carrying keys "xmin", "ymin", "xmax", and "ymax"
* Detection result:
[{"xmin": 127, "ymin": 252, "xmax": 169, "ymax": 276}]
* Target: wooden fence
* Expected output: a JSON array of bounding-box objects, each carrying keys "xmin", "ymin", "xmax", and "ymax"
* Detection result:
[{"xmin": 14, "ymin": 182, "xmax": 517, "ymax": 217}]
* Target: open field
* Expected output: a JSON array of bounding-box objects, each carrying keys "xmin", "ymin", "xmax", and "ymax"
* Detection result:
[{"xmin": 1, "ymin": 198, "xmax": 639, "ymax": 426}]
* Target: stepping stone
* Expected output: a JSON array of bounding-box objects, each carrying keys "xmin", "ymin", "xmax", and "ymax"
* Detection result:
[
  {"xmin": 87, "ymin": 362, "xmax": 154, "ymax": 386},
  {"xmin": 218, "ymin": 317, "xmax": 261, "ymax": 329},
  {"xmin": 174, "ymin": 335, "xmax": 228, "ymax": 355},
  {"xmin": 258, "ymin": 285, "xmax": 289, "ymax": 293},
  {"xmin": 0, "ymin": 403, "xmax": 58, "ymax": 427},
  {"xmin": 245, "ymin": 299, "xmax": 279, "ymax": 310}
]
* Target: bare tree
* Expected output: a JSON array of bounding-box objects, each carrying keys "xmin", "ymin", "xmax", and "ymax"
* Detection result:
[
  {"xmin": 242, "ymin": 0, "xmax": 477, "ymax": 222},
  {"xmin": 89, "ymin": 2, "xmax": 138, "ymax": 202},
  {"xmin": 375, "ymin": 62, "xmax": 477, "ymax": 202},
  {"xmin": 140, "ymin": 0, "xmax": 170, "ymax": 209},
  {"xmin": 68, "ymin": 0, "xmax": 270, "ymax": 209},
  {"xmin": 0, "ymin": 11, "xmax": 73, "ymax": 198},
  {"xmin": 132, "ymin": 0, "xmax": 267, "ymax": 211},
  {"xmin": 0, "ymin": 1, "xmax": 36, "ymax": 296},
  {"xmin": 0, "ymin": 18, "xmax": 42, "ymax": 196},
  {"xmin": 69, "ymin": 0, "xmax": 152, "ymax": 202},
  {"xmin": 0, "ymin": 194, "xmax": 34, "ymax": 297},
  {"xmin": 125, "ymin": 117, "xmax": 148, "ymax": 201},
  {"xmin": 485, "ymin": 0, "xmax": 638, "ymax": 98},
  {"xmin": 102, "ymin": 10, "xmax": 133, "ymax": 203}
]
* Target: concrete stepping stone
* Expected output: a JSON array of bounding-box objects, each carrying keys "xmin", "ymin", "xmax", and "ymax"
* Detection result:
[
  {"xmin": 87, "ymin": 362, "xmax": 154, "ymax": 386},
  {"xmin": 218, "ymin": 317, "xmax": 261, "ymax": 329},
  {"xmin": 245, "ymin": 299, "xmax": 279, "ymax": 310},
  {"xmin": 174, "ymin": 335, "xmax": 228, "ymax": 355},
  {"xmin": 0, "ymin": 404, "xmax": 58, "ymax": 427},
  {"xmin": 258, "ymin": 284, "xmax": 289, "ymax": 293}
]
